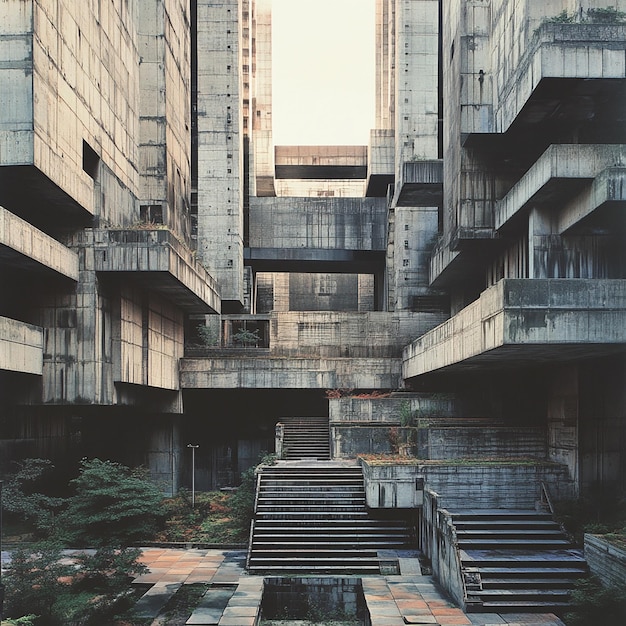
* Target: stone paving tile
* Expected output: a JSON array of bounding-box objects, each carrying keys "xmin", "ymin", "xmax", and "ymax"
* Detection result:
[{"xmin": 131, "ymin": 581, "xmax": 182, "ymax": 620}]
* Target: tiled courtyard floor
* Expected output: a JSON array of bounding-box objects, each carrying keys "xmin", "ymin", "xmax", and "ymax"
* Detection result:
[{"xmin": 129, "ymin": 548, "xmax": 566, "ymax": 626}]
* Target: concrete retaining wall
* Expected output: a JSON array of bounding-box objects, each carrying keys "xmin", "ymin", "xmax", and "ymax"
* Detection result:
[
  {"xmin": 584, "ymin": 533, "xmax": 626, "ymax": 589},
  {"xmin": 422, "ymin": 490, "xmax": 466, "ymax": 608},
  {"xmin": 360, "ymin": 460, "xmax": 574, "ymax": 510}
]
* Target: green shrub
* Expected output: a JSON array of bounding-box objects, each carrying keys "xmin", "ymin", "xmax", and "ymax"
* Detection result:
[
  {"xmin": 586, "ymin": 7, "xmax": 626, "ymax": 23},
  {"xmin": 3, "ymin": 542, "xmax": 149, "ymax": 625},
  {"xmin": 54, "ymin": 458, "xmax": 165, "ymax": 547},
  {"xmin": 564, "ymin": 576, "xmax": 626, "ymax": 625}
]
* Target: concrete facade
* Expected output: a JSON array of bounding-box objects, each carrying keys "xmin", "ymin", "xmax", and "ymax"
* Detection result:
[{"xmin": 1, "ymin": 0, "xmax": 625, "ymax": 513}]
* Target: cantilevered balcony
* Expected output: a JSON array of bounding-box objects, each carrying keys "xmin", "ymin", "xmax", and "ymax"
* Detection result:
[
  {"xmin": 89, "ymin": 228, "xmax": 220, "ymax": 313},
  {"xmin": 0, "ymin": 206, "xmax": 79, "ymax": 280},
  {"xmin": 395, "ymin": 160, "xmax": 443, "ymax": 207},
  {"xmin": 493, "ymin": 23, "xmax": 626, "ymax": 136},
  {"xmin": 403, "ymin": 279, "xmax": 626, "ymax": 379},
  {"xmin": 496, "ymin": 145, "xmax": 626, "ymax": 231},
  {"xmin": 0, "ymin": 316, "xmax": 43, "ymax": 375}
]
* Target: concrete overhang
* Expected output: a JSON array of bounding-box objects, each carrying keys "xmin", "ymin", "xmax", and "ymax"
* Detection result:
[
  {"xmin": 274, "ymin": 146, "xmax": 367, "ymax": 179},
  {"xmin": 91, "ymin": 229, "xmax": 220, "ymax": 314},
  {"xmin": 403, "ymin": 279, "xmax": 626, "ymax": 379},
  {"xmin": 180, "ymin": 356, "xmax": 402, "ymax": 390},
  {"xmin": 0, "ymin": 206, "xmax": 79, "ymax": 280},
  {"xmin": 559, "ymin": 166, "xmax": 626, "ymax": 234},
  {"xmin": 366, "ymin": 129, "xmax": 395, "ymax": 197},
  {"xmin": 0, "ymin": 166, "xmax": 94, "ymax": 231},
  {"xmin": 245, "ymin": 248, "xmax": 385, "ymax": 274},
  {"xmin": 0, "ymin": 316, "xmax": 43, "ymax": 375},
  {"xmin": 494, "ymin": 23, "xmax": 626, "ymax": 135},
  {"xmin": 495, "ymin": 145, "xmax": 626, "ymax": 231},
  {"xmin": 395, "ymin": 160, "xmax": 443, "ymax": 207}
]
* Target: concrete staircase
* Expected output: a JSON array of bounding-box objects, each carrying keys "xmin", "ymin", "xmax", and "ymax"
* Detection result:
[
  {"xmin": 247, "ymin": 464, "xmax": 413, "ymax": 574},
  {"xmin": 453, "ymin": 510, "xmax": 587, "ymax": 613},
  {"xmin": 281, "ymin": 416, "xmax": 330, "ymax": 459}
]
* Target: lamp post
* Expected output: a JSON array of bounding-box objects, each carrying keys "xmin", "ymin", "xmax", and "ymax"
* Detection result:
[
  {"xmin": 1, "ymin": 480, "xmax": 4, "ymax": 622},
  {"xmin": 187, "ymin": 445, "xmax": 199, "ymax": 508}
]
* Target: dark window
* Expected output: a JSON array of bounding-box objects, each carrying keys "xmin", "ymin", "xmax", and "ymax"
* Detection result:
[
  {"xmin": 82, "ymin": 140, "xmax": 100, "ymax": 179},
  {"xmin": 140, "ymin": 204, "xmax": 163, "ymax": 224}
]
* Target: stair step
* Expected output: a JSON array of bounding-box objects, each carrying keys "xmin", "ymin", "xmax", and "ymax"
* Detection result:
[
  {"xmin": 479, "ymin": 601, "xmax": 570, "ymax": 609},
  {"xmin": 458, "ymin": 538, "xmax": 571, "ymax": 550},
  {"xmin": 481, "ymin": 578, "xmax": 581, "ymax": 588},
  {"xmin": 248, "ymin": 565, "xmax": 381, "ymax": 573},
  {"xmin": 474, "ymin": 567, "xmax": 587, "ymax": 575},
  {"xmin": 456, "ymin": 529, "xmax": 563, "ymax": 539}
]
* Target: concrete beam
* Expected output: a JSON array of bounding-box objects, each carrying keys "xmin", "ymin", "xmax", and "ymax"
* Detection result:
[
  {"xmin": 90, "ymin": 229, "xmax": 220, "ymax": 313},
  {"xmin": 248, "ymin": 196, "xmax": 387, "ymax": 252},
  {"xmin": 403, "ymin": 279, "xmax": 626, "ymax": 378},
  {"xmin": 495, "ymin": 145, "xmax": 626, "ymax": 231},
  {"xmin": 0, "ymin": 205, "xmax": 79, "ymax": 280},
  {"xmin": 274, "ymin": 145, "xmax": 367, "ymax": 179},
  {"xmin": 180, "ymin": 356, "xmax": 402, "ymax": 390},
  {"xmin": 0, "ymin": 315, "xmax": 43, "ymax": 375}
]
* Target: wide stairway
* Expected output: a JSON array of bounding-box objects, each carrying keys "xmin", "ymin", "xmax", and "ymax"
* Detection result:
[
  {"xmin": 280, "ymin": 416, "xmax": 330, "ymax": 459},
  {"xmin": 453, "ymin": 510, "xmax": 588, "ymax": 613},
  {"xmin": 247, "ymin": 464, "xmax": 413, "ymax": 574}
]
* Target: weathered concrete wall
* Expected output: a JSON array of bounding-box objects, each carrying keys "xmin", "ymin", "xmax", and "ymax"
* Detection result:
[
  {"xmin": 249, "ymin": 0, "xmax": 275, "ymax": 197},
  {"xmin": 388, "ymin": 206, "xmax": 442, "ymax": 311},
  {"xmin": 0, "ymin": 0, "xmax": 34, "ymax": 165},
  {"xmin": 546, "ymin": 365, "xmax": 580, "ymax": 493},
  {"xmin": 33, "ymin": 0, "xmax": 140, "ymax": 216},
  {"xmin": 287, "ymin": 274, "xmax": 365, "ymax": 312},
  {"xmin": 196, "ymin": 0, "xmax": 245, "ymax": 303},
  {"xmin": 115, "ymin": 286, "xmax": 185, "ymax": 391},
  {"xmin": 578, "ymin": 354, "xmax": 626, "ymax": 495},
  {"xmin": 423, "ymin": 463, "xmax": 574, "ymax": 510},
  {"xmin": 138, "ymin": 0, "xmax": 193, "ymax": 242},
  {"xmin": 0, "ymin": 316, "xmax": 43, "ymax": 375},
  {"xmin": 584, "ymin": 534, "xmax": 626, "ymax": 590},
  {"xmin": 361, "ymin": 462, "xmax": 424, "ymax": 508},
  {"xmin": 329, "ymin": 394, "xmax": 457, "ymax": 424},
  {"xmin": 270, "ymin": 311, "xmax": 447, "ymax": 359},
  {"xmin": 394, "ymin": 0, "xmax": 440, "ymax": 169},
  {"xmin": 421, "ymin": 490, "xmax": 466, "ymax": 608},
  {"xmin": 362, "ymin": 461, "xmax": 574, "ymax": 511}
]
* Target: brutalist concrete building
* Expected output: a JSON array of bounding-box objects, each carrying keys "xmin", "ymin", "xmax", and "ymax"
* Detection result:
[{"xmin": 1, "ymin": 0, "xmax": 625, "ymax": 561}]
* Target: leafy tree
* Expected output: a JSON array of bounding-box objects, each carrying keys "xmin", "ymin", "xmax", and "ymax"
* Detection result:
[
  {"xmin": 233, "ymin": 327, "xmax": 261, "ymax": 346},
  {"xmin": 54, "ymin": 458, "xmax": 165, "ymax": 547},
  {"xmin": 1, "ymin": 459, "xmax": 64, "ymax": 535},
  {"xmin": 3, "ymin": 543, "xmax": 74, "ymax": 622}
]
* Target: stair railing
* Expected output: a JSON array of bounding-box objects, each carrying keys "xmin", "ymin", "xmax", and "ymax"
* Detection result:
[
  {"xmin": 540, "ymin": 481, "xmax": 555, "ymax": 515},
  {"xmin": 246, "ymin": 469, "xmax": 264, "ymax": 571}
]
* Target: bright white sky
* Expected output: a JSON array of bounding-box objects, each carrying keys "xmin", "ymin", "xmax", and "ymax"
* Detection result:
[{"xmin": 271, "ymin": 0, "xmax": 376, "ymax": 146}]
